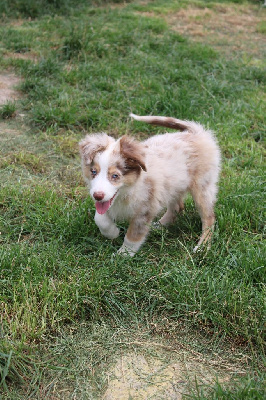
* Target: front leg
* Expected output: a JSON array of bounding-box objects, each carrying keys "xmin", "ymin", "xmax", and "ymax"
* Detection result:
[
  {"xmin": 118, "ymin": 215, "xmax": 152, "ymax": 257},
  {"xmin": 94, "ymin": 211, "xmax": 120, "ymax": 239}
]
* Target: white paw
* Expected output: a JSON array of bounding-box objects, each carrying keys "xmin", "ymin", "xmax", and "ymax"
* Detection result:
[
  {"xmin": 193, "ymin": 245, "xmax": 199, "ymax": 253},
  {"xmin": 101, "ymin": 226, "xmax": 120, "ymax": 240},
  {"xmin": 193, "ymin": 242, "xmax": 211, "ymax": 253},
  {"xmin": 117, "ymin": 244, "xmax": 135, "ymax": 257}
]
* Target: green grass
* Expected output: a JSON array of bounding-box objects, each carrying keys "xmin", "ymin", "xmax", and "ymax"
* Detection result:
[
  {"xmin": 0, "ymin": 102, "xmax": 16, "ymax": 119},
  {"xmin": 0, "ymin": 0, "xmax": 265, "ymax": 397},
  {"xmin": 187, "ymin": 373, "xmax": 266, "ymax": 399}
]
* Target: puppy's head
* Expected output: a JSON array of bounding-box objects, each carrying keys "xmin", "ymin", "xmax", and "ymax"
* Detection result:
[{"xmin": 79, "ymin": 134, "xmax": 146, "ymax": 215}]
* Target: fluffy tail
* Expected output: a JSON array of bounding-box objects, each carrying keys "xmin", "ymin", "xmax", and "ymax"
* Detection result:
[{"xmin": 130, "ymin": 113, "xmax": 200, "ymax": 133}]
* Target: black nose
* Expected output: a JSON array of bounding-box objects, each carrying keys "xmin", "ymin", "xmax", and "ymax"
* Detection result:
[{"xmin": 93, "ymin": 191, "xmax": 105, "ymax": 201}]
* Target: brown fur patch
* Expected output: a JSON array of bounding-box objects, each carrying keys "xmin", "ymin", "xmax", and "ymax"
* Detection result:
[
  {"xmin": 108, "ymin": 165, "xmax": 120, "ymax": 175},
  {"xmin": 108, "ymin": 165, "xmax": 122, "ymax": 185},
  {"xmin": 126, "ymin": 177, "xmax": 155, "ymax": 242},
  {"xmin": 108, "ymin": 154, "xmax": 140, "ymax": 185},
  {"xmin": 126, "ymin": 215, "xmax": 151, "ymax": 242},
  {"xmin": 139, "ymin": 117, "xmax": 188, "ymax": 131},
  {"xmin": 145, "ymin": 177, "xmax": 155, "ymax": 203},
  {"xmin": 120, "ymin": 136, "xmax": 146, "ymax": 173},
  {"xmin": 122, "ymin": 171, "xmax": 140, "ymax": 186},
  {"xmin": 83, "ymin": 161, "xmax": 100, "ymax": 180}
]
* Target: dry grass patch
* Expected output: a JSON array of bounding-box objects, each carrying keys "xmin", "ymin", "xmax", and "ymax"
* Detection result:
[
  {"xmin": 137, "ymin": 3, "xmax": 265, "ymax": 65},
  {"xmin": 0, "ymin": 122, "xmax": 22, "ymax": 137},
  {"xmin": 167, "ymin": 4, "xmax": 265, "ymax": 64},
  {"xmin": 4, "ymin": 51, "xmax": 39, "ymax": 62}
]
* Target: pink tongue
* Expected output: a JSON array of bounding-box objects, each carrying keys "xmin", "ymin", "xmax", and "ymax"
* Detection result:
[{"xmin": 96, "ymin": 200, "xmax": 111, "ymax": 215}]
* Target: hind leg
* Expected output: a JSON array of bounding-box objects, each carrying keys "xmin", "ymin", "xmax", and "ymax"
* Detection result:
[
  {"xmin": 159, "ymin": 198, "xmax": 185, "ymax": 226},
  {"xmin": 190, "ymin": 183, "xmax": 217, "ymax": 252}
]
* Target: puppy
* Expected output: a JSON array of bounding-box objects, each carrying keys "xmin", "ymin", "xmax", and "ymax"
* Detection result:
[{"xmin": 79, "ymin": 113, "xmax": 221, "ymax": 256}]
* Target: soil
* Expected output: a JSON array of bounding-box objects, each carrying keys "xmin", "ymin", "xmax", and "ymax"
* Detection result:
[
  {"xmin": 0, "ymin": 73, "xmax": 22, "ymax": 105},
  {"xmin": 103, "ymin": 351, "xmax": 232, "ymax": 399}
]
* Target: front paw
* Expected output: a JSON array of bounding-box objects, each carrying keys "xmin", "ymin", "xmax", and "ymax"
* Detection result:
[
  {"xmin": 117, "ymin": 244, "xmax": 135, "ymax": 257},
  {"xmin": 101, "ymin": 226, "xmax": 120, "ymax": 240}
]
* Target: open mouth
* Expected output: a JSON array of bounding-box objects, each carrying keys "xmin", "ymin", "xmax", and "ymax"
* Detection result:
[{"xmin": 95, "ymin": 192, "xmax": 118, "ymax": 215}]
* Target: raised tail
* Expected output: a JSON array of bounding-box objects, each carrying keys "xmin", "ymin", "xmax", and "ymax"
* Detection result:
[{"xmin": 130, "ymin": 113, "xmax": 200, "ymax": 133}]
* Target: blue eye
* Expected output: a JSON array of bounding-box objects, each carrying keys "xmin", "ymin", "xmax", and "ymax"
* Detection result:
[
  {"xmin": 91, "ymin": 169, "xmax": 97, "ymax": 176},
  {"xmin": 112, "ymin": 174, "xmax": 119, "ymax": 180}
]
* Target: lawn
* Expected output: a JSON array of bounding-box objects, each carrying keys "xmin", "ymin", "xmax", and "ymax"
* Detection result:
[{"xmin": 0, "ymin": 0, "xmax": 265, "ymax": 398}]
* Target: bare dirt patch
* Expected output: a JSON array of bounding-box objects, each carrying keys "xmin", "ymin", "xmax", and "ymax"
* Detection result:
[
  {"xmin": 0, "ymin": 72, "xmax": 22, "ymax": 105},
  {"xmin": 103, "ymin": 334, "xmax": 248, "ymax": 400},
  {"xmin": 103, "ymin": 351, "xmax": 235, "ymax": 399},
  {"xmin": 4, "ymin": 51, "xmax": 38, "ymax": 62}
]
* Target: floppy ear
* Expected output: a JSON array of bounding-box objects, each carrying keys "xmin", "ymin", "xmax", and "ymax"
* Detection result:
[
  {"xmin": 79, "ymin": 134, "xmax": 109, "ymax": 165},
  {"xmin": 120, "ymin": 136, "xmax": 146, "ymax": 172}
]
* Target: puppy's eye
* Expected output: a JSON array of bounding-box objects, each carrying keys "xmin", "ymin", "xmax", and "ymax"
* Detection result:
[
  {"xmin": 111, "ymin": 173, "xmax": 119, "ymax": 180},
  {"xmin": 91, "ymin": 168, "xmax": 97, "ymax": 177}
]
